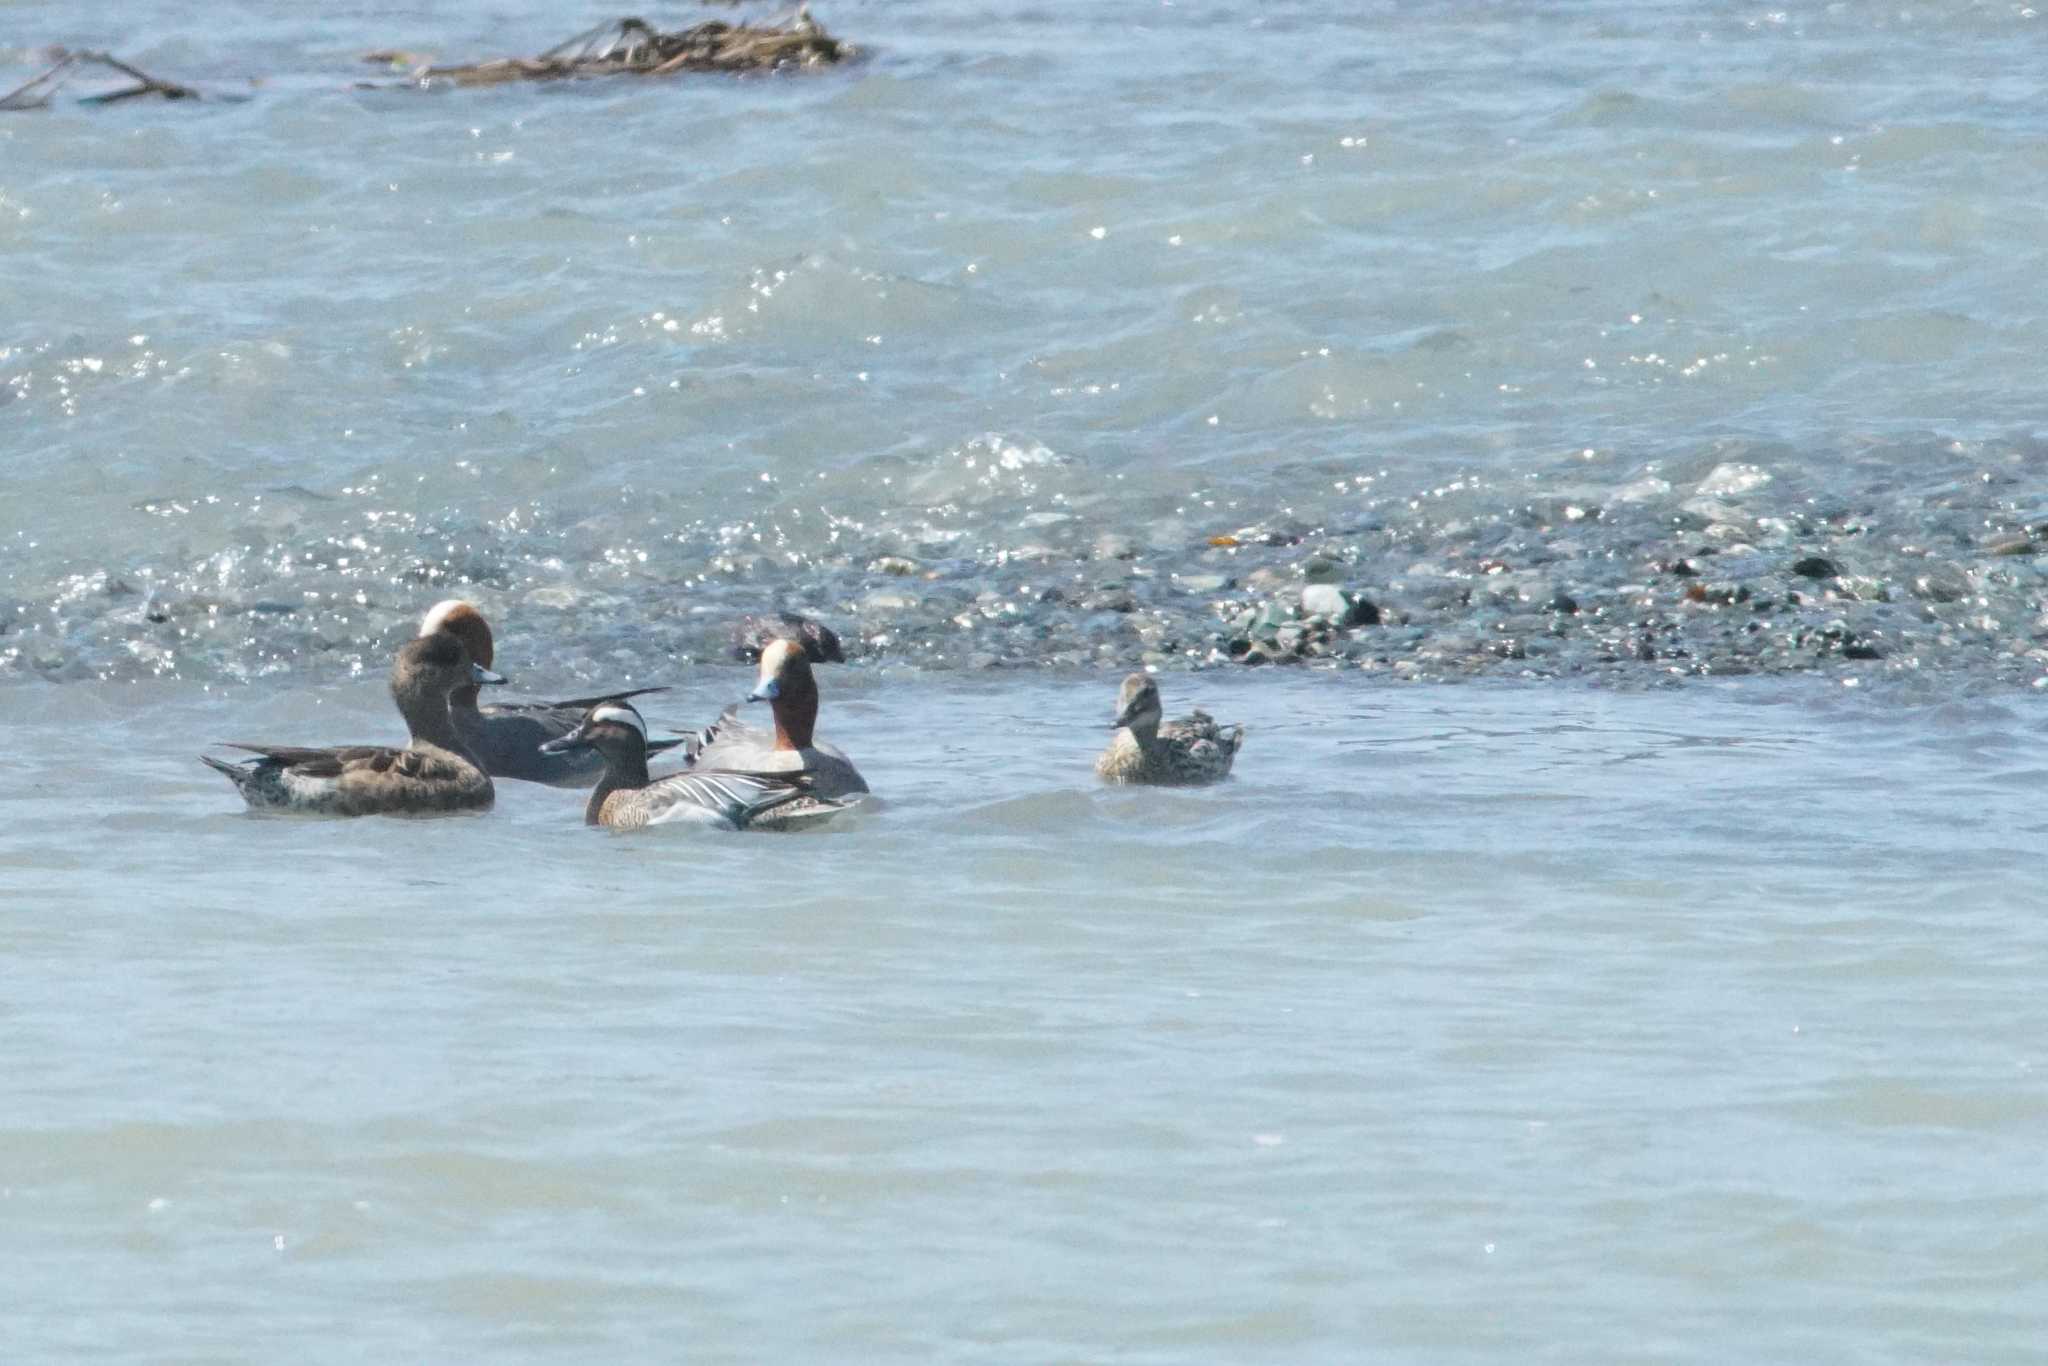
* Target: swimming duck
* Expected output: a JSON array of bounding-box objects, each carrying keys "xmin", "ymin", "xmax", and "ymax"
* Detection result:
[
  {"xmin": 418, "ymin": 598, "xmax": 679, "ymax": 787},
  {"xmin": 729, "ymin": 610, "xmax": 845, "ymax": 664},
  {"xmin": 1094, "ymin": 673, "xmax": 1244, "ymax": 786},
  {"xmin": 682, "ymin": 637, "xmax": 868, "ymax": 800},
  {"xmin": 540, "ymin": 697, "xmax": 851, "ymax": 831},
  {"xmin": 201, "ymin": 630, "xmax": 505, "ymax": 816}
]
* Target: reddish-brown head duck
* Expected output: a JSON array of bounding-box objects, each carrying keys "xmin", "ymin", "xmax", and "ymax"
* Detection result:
[{"xmin": 414, "ymin": 599, "xmax": 677, "ymax": 788}]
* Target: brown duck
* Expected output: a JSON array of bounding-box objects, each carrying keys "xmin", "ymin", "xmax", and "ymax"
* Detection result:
[{"xmin": 201, "ymin": 630, "xmax": 505, "ymax": 816}]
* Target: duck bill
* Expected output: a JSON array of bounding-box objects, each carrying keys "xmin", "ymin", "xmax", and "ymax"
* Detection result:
[
  {"xmin": 473, "ymin": 663, "xmax": 507, "ymax": 686},
  {"xmin": 538, "ymin": 723, "xmax": 592, "ymax": 756},
  {"xmin": 746, "ymin": 678, "xmax": 781, "ymax": 704}
]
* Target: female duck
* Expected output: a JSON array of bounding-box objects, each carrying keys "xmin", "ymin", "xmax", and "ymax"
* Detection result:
[
  {"xmin": 684, "ymin": 637, "xmax": 868, "ymax": 800},
  {"xmin": 202, "ymin": 631, "xmax": 505, "ymax": 816},
  {"xmin": 540, "ymin": 698, "xmax": 850, "ymax": 831},
  {"xmin": 419, "ymin": 599, "xmax": 676, "ymax": 787},
  {"xmin": 1095, "ymin": 673, "xmax": 1244, "ymax": 786}
]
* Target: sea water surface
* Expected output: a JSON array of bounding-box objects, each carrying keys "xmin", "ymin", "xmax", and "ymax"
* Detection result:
[{"xmin": 4, "ymin": 1, "xmax": 2047, "ymax": 1360}]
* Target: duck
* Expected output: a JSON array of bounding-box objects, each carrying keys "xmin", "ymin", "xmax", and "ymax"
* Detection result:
[
  {"xmin": 418, "ymin": 598, "xmax": 679, "ymax": 787},
  {"xmin": 1094, "ymin": 672, "xmax": 1244, "ymax": 786},
  {"xmin": 682, "ymin": 637, "xmax": 868, "ymax": 800},
  {"xmin": 729, "ymin": 609, "xmax": 844, "ymax": 664},
  {"xmin": 201, "ymin": 630, "xmax": 506, "ymax": 816},
  {"xmin": 540, "ymin": 697, "xmax": 852, "ymax": 831}
]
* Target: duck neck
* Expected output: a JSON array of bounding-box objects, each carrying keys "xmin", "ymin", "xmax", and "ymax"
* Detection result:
[
  {"xmin": 770, "ymin": 682, "xmax": 818, "ymax": 752},
  {"xmin": 396, "ymin": 682, "xmax": 476, "ymax": 762},
  {"xmin": 1125, "ymin": 715, "xmax": 1162, "ymax": 750},
  {"xmin": 585, "ymin": 746, "xmax": 652, "ymax": 825},
  {"xmin": 449, "ymin": 682, "xmax": 482, "ymax": 713}
]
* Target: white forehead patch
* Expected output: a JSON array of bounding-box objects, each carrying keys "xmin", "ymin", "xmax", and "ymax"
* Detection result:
[
  {"xmin": 420, "ymin": 599, "xmax": 471, "ymax": 634},
  {"xmin": 591, "ymin": 704, "xmax": 646, "ymax": 738}
]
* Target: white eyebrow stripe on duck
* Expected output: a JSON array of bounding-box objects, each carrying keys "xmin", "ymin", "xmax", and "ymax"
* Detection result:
[{"xmin": 590, "ymin": 705, "xmax": 647, "ymax": 737}]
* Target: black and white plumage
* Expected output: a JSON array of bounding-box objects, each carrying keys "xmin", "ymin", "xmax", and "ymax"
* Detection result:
[{"xmin": 542, "ymin": 699, "xmax": 854, "ymax": 832}]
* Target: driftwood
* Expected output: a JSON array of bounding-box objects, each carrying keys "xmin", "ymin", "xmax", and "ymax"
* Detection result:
[
  {"xmin": 0, "ymin": 49, "xmax": 201, "ymax": 111},
  {"xmin": 380, "ymin": 11, "xmax": 849, "ymax": 88},
  {"xmin": 3, "ymin": 9, "xmax": 849, "ymax": 114}
]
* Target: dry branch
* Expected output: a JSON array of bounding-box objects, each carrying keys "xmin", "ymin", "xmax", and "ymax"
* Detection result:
[
  {"xmin": 380, "ymin": 10, "xmax": 849, "ymax": 90},
  {"xmin": 0, "ymin": 48, "xmax": 200, "ymax": 111}
]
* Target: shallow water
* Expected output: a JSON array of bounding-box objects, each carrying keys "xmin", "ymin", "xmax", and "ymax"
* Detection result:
[
  {"xmin": 6, "ymin": 0, "xmax": 2048, "ymax": 1358},
  {"xmin": 9, "ymin": 674, "xmax": 2048, "ymax": 1360},
  {"xmin": 8, "ymin": 0, "xmax": 2048, "ymax": 683}
]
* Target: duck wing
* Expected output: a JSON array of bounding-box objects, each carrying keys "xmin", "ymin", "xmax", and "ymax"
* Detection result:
[
  {"xmin": 678, "ymin": 707, "xmax": 863, "ymax": 795},
  {"xmin": 682, "ymin": 703, "xmax": 773, "ymax": 766},
  {"xmin": 218, "ymin": 742, "xmax": 393, "ymax": 777},
  {"xmin": 218, "ymin": 743, "xmax": 477, "ymax": 782},
  {"xmin": 640, "ymin": 768, "xmax": 830, "ymax": 829},
  {"xmin": 480, "ymin": 687, "xmax": 683, "ymax": 761},
  {"xmin": 483, "ymin": 684, "xmax": 670, "ymax": 717},
  {"xmin": 1162, "ymin": 709, "xmax": 1243, "ymax": 747}
]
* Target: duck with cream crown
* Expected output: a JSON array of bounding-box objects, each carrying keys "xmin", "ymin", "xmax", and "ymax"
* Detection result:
[
  {"xmin": 201, "ymin": 630, "xmax": 506, "ymax": 816},
  {"xmin": 418, "ymin": 599, "xmax": 681, "ymax": 787},
  {"xmin": 1095, "ymin": 672, "xmax": 1244, "ymax": 786},
  {"xmin": 541, "ymin": 697, "xmax": 852, "ymax": 831},
  {"xmin": 682, "ymin": 637, "xmax": 868, "ymax": 800}
]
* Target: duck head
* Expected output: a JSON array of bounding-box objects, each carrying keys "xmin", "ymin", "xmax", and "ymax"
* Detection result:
[
  {"xmin": 731, "ymin": 610, "xmax": 845, "ymax": 665},
  {"xmin": 420, "ymin": 599, "xmax": 495, "ymax": 709},
  {"xmin": 539, "ymin": 698, "xmax": 650, "ymax": 766},
  {"xmin": 1111, "ymin": 672, "xmax": 1163, "ymax": 735},
  {"xmin": 746, "ymin": 637, "xmax": 818, "ymax": 751},
  {"xmin": 394, "ymin": 628, "xmax": 506, "ymax": 719}
]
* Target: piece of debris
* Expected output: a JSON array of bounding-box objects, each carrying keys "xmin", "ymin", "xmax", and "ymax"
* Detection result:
[
  {"xmin": 384, "ymin": 11, "xmax": 851, "ymax": 90},
  {"xmin": 360, "ymin": 50, "xmax": 437, "ymax": 71},
  {"xmin": 1, "ymin": 48, "xmax": 203, "ymax": 111}
]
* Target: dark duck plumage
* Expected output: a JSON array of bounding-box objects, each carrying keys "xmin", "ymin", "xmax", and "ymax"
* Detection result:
[
  {"xmin": 202, "ymin": 630, "xmax": 505, "ymax": 816},
  {"xmin": 420, "ymin": 599, "xmax": 680, "ymax": 787}
]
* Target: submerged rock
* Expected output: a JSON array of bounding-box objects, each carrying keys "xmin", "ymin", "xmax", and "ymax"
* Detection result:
[
  {"xmin": 1299, "ymin": 583, "xmax": 1378, "ymax": 628},
  {"xmin": 1790, "ymin": 556, "xmax": 1839, "ymax": 580},
  {"xmin": 1910, "ymin": 565, "xmax": 1971, "ymax": 603}
]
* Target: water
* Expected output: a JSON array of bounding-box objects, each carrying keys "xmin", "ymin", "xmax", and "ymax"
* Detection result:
[{"xmin": 5, "ymin": 2, "xmax": 2047, "ymax": 1358}]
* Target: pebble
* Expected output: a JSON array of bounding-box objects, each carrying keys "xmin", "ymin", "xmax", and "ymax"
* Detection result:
[
  {"xmin": 1081, "ymin": 587, "xmax": 1137, "ymax": 613},
  {"xmin": 1695, "ymin": 462, "xmax": 1773, "ymax": 497},
  {"xmin": 1910, "ymin": 565, "xmax": 1970, "ymax": 603},
  {"xmin": 1243, "ymin": 567, "xmax": 1293, "ymax": 592},
  {"xmin": 1300, "ymin": 583, "xmax": 1375, "ymax": 627},
  {"xmin": 1790, "ymin": 556, "xmax": 1839, "ymax": 580}
]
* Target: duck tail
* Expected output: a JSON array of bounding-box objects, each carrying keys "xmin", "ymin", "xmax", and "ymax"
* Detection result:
[{"xmin": 744, "ymin": 784, "xmax": 815, "ymax": 822}]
